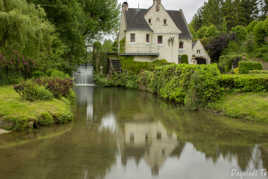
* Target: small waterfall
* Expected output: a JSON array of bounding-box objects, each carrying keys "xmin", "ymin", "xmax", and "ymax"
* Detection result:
[{"xmin": 74, "ymin": 65, "xmax": 94, "ymax": 86}]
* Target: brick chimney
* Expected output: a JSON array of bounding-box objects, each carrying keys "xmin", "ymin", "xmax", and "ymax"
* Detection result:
[{"xmin": 122, "ymin": 2, "xmax": 128, "ymax": 12}]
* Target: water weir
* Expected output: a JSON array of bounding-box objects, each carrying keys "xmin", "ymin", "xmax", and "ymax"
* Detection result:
[{"xmin": 73, "ymin": 65, "xmax": 94, "ymax": 87}]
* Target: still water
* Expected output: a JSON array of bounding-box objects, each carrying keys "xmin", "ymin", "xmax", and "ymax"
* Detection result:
[{"xmin": 0, "ymin": 87, "xmax": 268, "ymax": 179}]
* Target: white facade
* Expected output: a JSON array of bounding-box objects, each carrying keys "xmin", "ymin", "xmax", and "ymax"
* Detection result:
[{"xmin": 119, "ymin": 0, "xmax": 211, "ymax": 64}]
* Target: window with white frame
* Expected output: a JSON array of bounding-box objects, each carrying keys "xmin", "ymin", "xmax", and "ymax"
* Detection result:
[
  {"xmin": 130, "ymin": 33, "xmax": 135, "ymax": 43},
  {"xmin": 146, "ymin": 34, "xmax": 150, "ymax": 43},
  {"xmin": 157, "ymin": 35, "xmax": 163, "ymax": 44}
]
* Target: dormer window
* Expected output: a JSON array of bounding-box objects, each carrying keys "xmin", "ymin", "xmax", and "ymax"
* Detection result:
[
  {"xmin": 179, "ymin": 41, "xmax": 184, "ymax": 49},
  {"xmin": 164, "ymin": 19, "xmax": 167, "ymax": 25}
]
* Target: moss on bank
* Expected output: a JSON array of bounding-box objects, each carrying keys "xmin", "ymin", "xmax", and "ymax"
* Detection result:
[
  {"xmin": 208, "ymin": 92, "xmax": 268, "ymax": 122},
  {"xmin": 0, "ymin": 86, "xmax": 73, "ymax": 131}
]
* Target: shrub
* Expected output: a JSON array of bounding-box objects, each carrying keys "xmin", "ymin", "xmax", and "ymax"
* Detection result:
[
  {"xmin": 35, "ymin": 78, "xmax": 73, "ymax": 98},
  {"xmin": 14, "ymin": 81, "xmax": 54, "ymax": 101},
  {"xmin": 49, "ymin": 69, "xmax": 70, "ymax": 79},
  {"xmin": 219, "ymin": 74, "xmax": 268, "ymax": 92},
  {"xmin": 120, "ymin": 57, "xmax": 169, "ymax": 74},
  {"xmin": 218, "ymin": 55, "xmax": 244, "ymax": 73},
  {"xmin": 39, "ymin": 112, "xmax": 54, "ymax": 126},
  {"xmin": 249, "ymin": 70, "xmax": 268, "ymax": 74},
  {"xmin": 32, "ymin": 71, "xmax": 46, "ymax": 79},
  {"xmin": 239, "ymin": 61, "xmax": 263, "ymax": 74},
  {"xmin": 180, "ymin": 55, "xmax": 188, "ymax": 64}
]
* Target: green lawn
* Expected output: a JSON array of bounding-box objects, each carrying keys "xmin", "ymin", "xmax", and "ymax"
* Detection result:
[
  {"xmin": 0, "ymin": 86, "xmax": 73, "ymax": 130},
  {"xmin": 208, "ymin": 92, "xmax": 268, "ymax": 122}
]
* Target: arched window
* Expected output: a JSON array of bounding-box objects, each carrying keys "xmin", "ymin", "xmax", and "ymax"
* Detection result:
[{"xmin": 179, "ymin": 41, "xmax": 184, "ymax": 49}]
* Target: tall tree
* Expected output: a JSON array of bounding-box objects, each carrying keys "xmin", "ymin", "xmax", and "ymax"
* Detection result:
[{"xmin": 28, "ymin": 0, "xmax": 119, "ymax": 72}]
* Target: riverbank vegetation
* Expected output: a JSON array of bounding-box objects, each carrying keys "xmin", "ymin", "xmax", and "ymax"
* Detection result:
[
  {"xmin": 0, "ymin": 84, "xmax": 73, "ymax": 131},
  {"xmin": 95, "ymin": 57, "xmax": 268, "ymax": 122},
  {"xmin": 0, "ymin": 0, "xmax": 120, "ymax": 132}
]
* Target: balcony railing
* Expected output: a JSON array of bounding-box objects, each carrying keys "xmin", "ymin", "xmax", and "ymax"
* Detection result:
[{"xmin": 125, "ymin": 43, "xmax": 159, "ymax": 55}]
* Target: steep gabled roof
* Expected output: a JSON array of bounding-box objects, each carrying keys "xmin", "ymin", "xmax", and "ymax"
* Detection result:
[
  {"xmin": 125, "ymin": 8, "xmax": 152, "ymax": 31},
  {"xmin": 167, "ymin": 10, "xmax": 192, "ymax": 39},
  {"xmin": 124, "ymin": 8, "xmax": 192, "ymax": 39}
]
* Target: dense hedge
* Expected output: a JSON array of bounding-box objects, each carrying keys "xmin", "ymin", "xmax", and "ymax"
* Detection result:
[
  {"xmin": 120, "ymin": 57, "xmax": 170, "ymax": 74},
  {"xmin": 249, "ymin": 70, "xmax": 268, "ymax": 74},
  {"xmin": 219, "ymin": 74, "xmax": 268, "ymax": 92},
  {"xmin": 239, "ymin": 61, "xmax": 263, "ymax": 74},
  {"xmin": 96, "ymin": 64, "xmax": 222, "ymax": 108}
]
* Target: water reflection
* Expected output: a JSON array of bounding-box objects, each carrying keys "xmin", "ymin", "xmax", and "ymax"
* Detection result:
[
  {"xmin": 0, "ymin": 87, "xmax": 268, "ymax": 179},
  {"xmin": 75, "ymin": 87, "xmax": 94, "ymax": 120},
  {"xmin": 118, "ymin": 121, "xmax": 180, "ymax": 176}
]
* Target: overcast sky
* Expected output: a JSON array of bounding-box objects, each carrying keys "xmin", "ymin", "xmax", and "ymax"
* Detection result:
[{"xmin": 117, "ymin": 0, "xmax": 206, "ymax": 22}]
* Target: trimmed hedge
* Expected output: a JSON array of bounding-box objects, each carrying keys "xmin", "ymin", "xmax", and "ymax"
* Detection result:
[
  {"xmin": 219, "ymin": 74, "xmax": 268, "ymax": 92},
  {"xmin": 249, "ymin": 70, "xmax": 268, "ymax": 74},
  {"xmin": 239, "ymin": 61, "xmax": 263, "ymax": 74},
  {"xmin": 120, "ymin": 57, "xmax": 170, "ymax": 74},
  {"xmin": 96, "ymin": 64, "xmax": 222, "ymax": 108}
]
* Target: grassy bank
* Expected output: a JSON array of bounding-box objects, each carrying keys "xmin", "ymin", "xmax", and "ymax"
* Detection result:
[
  {"xmin": 0, "ymin": 86, "xmax": 73, "ymax": 131},
  {"xmin": 208, "ymin": 92, "xmax": 268, "ymax": 122}
]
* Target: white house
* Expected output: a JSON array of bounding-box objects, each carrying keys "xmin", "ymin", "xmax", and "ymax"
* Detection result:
[{"xmin": 118, "ymin": 0, "xmax": 211, "ymax": 64}]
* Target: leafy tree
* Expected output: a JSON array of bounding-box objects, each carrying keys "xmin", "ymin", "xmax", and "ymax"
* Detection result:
[
  {"xmin": 28, "ymin": 0, "xmax": 120, "ymax": 73},
  {"xmin": 0, "ymin": 0, "xmax": 64, "ymax": 81},
  {"xmin": 205, "ymin": 33, "xmax": 236, "ymax": 63},
  {"xmin": 253, "ymin": 20, "xmax": 267, "ymax": 45},
  {"xmin": 232, "ymin": 25, "xmax": 247, "ymax": 42}
]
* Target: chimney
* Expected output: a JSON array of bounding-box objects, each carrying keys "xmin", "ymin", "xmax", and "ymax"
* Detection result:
[
  {"xmin": 122, "ymin": 2, "xmax": 128, "ymax": 12},
  {"xmin": 153, "ymin": 0, "xmax": 161, "ymax": 11},
  {"xmin": 153, "ymin": 0, "xmax": 161, "ymax": 5}
]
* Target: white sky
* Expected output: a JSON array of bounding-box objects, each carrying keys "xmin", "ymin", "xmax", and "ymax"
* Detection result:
[{"xmin": 117, "ymin": 0, "xmax": 206, "ymax": 22}]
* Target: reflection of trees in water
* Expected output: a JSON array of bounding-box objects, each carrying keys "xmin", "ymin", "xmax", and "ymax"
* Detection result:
[{"xmin": 0, "ymin": 123, "xmax": 117, "ymax": 179}]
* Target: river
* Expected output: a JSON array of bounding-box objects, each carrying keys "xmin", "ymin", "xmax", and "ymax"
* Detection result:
[{"xmin": 0, "ymin": 87, "xmax": 268, "ymax": 179}]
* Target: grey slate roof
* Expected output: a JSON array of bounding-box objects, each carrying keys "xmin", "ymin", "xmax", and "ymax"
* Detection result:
[
  {"xmin": 167, "ymin": 10, "xmax": 192, "ymax": 39},
  {"xmin": 125, "ymin": 8, "xmax": 192, "ymax": 39},
  {"xmin": 125, "ymin": 8, "xmax": 152, "ymax": 31}
]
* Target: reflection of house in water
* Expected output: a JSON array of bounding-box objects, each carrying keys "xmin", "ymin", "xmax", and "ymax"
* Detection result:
[{"xmin": 118, "ymin": 120, "xmax": 184, "ymax": 176}]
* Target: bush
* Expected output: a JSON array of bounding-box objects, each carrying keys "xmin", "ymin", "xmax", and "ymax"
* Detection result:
[
  {"xmin": 180, "ymin": 55, "xmax": 188, "ymax": 64},
  {"xmin": 48, "ymin": 69, "xmax": 70, "ymax": 79},
  {"xmin": 120, "ymin": 57, "xmax": 169, "ymax": 74},
  {"xmin": 39, "ymin": 112, "xmax": 54, "ymax": 126},
  {"xmin": 35, "ymin": 78, "xmax": 73, "ymax": 98},
  {"xmin": 32, "ymin": 71, "xmax": 46, "ymax": 79},
  {"xmin": 249, "ymin": 70, "xmax": 268, "ymax": 74},
  {"xmin": 239, "ymin": 61, "xmax": 263, "ymax": 74},
  {"xmin": 219, "ymin": 74, "xmax": 268, "ymax": 92},
  {"xmin": 218, "ymin": 55, "xmax": 244, "ymax": 73},
  {"xmin": 14, "ymin": 81, "xmax": 54, "ymax": 101}
]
